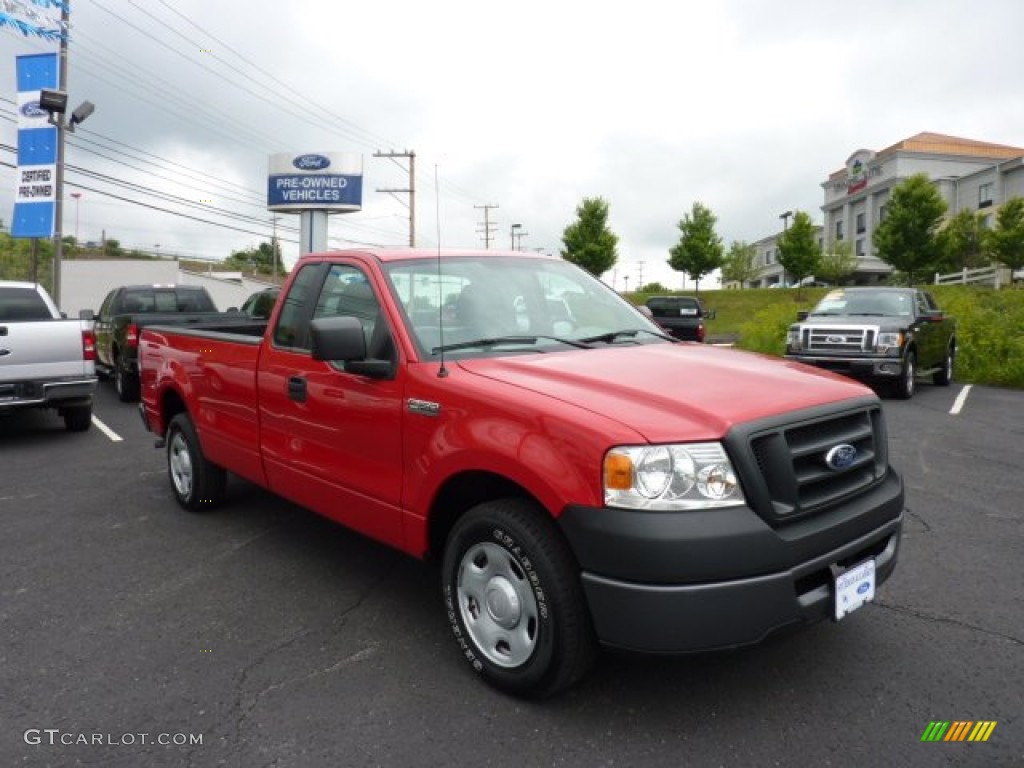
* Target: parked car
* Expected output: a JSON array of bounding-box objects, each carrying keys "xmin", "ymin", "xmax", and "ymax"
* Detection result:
[
  {"xmin": 239, "ymin": 287, "xmax": 280, "ymax": 319},
  {"xmin": 139, "ymin": 248, "xmax": 904, "ymax": 697},
  {"xmin": 785, "ymin": 286, "xmax": 957, "ymax": 399},
  {"xmin": 0, "ymin": 281, "xmax": 96, "ymax": 431},
  {"xmin": 645, "ymin": 295, "xmax": 715, "ymax": 342},
  {"xmin": 93, "ymin": 284, "xmax": 228, "ymax": 402}
]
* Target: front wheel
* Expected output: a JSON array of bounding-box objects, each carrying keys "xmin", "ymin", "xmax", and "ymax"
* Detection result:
[
  {"xmin": 442, "ymin": 498, "xmax": 597, "ymax": 698},
  {"xmin": 893, "ymin": 349, "xmax": 916, "ymax": 400},
  {"xmin": 166, "ymin": 413, "xmax": 226, "ymax": 512}
]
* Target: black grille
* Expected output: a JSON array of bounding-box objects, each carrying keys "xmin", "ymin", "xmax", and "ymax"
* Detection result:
[{"xmin": 746, "ymin": 405, "xmax": 887, "ymax": 523}]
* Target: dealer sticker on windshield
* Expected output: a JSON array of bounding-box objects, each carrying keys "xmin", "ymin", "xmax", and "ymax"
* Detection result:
[{"xmin": 834, "ymin": 559, "xmax": 875, "ymax": 621}]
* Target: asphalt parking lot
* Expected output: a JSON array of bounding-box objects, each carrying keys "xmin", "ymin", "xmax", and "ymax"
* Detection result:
[{"xmin": 1, "ymin": 379, "xmax": 1022, "ymax": 767}]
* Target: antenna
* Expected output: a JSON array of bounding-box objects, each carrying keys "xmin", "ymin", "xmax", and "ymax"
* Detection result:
[{"xmin": 435, "ymin": 165, "xmax": 449, "ymax": 378}]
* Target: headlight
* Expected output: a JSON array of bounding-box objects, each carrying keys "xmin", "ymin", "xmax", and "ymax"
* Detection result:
[
  {"xmin": 604, "ymin": 443, "xmax": 744, "ymax": 510},
  {"xmin": 875, "ymin": 331, "xmax": 903, "ymax": 353},
  {"xmin": 786, "ymin": 326, "xmax": 802, "ymax": 350}
]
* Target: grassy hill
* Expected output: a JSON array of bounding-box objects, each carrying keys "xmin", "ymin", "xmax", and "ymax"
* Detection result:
[{"xmin": 629, "ymin": 285, "xmax": 1024, "ymax": 390}]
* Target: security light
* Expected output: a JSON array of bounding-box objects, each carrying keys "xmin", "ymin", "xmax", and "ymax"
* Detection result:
[{"xmin": 38, "ymin": 88, "xmax": 68, "ymax": 114}]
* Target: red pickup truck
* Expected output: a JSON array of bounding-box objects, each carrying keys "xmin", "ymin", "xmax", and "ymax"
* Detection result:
[{"xmin": 139, "ymin": 249, "xmax": 905, "ymax": 697}]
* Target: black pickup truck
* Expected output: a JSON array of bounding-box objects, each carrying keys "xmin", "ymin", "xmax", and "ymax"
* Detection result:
[
  {"xmin": 94, "ymin": 285, "xmax": 236, "ymax": 401},
  {"xmin": 645, "ymin": 295, "xmax": 715, "ymax": 342},
  {"xmin": 785, "ymin": 287, "xmax": 957, "ymax": 399}
]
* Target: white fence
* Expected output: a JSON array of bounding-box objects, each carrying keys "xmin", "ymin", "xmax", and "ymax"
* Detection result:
[{"xmin": 934, "ymin": 265, "xmax": 1019, "ymax": 288}]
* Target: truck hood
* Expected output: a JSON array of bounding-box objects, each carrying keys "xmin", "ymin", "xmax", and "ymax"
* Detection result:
[
  {"xmin": 456, "ymin": 343, "xmax": 872, "ymax": 442},
  {"xmin": 799, "ymin": 314, "xmax": 901, "ymax": 327}
]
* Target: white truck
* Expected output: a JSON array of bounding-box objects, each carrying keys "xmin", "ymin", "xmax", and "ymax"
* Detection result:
[{"xmin": 0, "ymin": 281, "xmax": 98, "ymax": 431}]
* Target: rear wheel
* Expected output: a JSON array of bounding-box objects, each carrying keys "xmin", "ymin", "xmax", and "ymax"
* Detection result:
[
  {"xmin": 442, "ymin": 498, "xmax": 597, "ymax": 698},
  {"xmin": 893, "ymin": 349, "xmax": 916, "ymax": 400},
  {"xmin": 166, "ymin": 413, "xmax": 226, "ymax": 512},
  {"xmin": 63, "ymin": 404, "xmax": 92, "ymax": 432},
  {"xmin": 114, "ymin": 356, "xmax": 139, "ymax": 402},
  {"xmin": 933, "ymin": 344, "xmax": 954, "ymax": 386}
]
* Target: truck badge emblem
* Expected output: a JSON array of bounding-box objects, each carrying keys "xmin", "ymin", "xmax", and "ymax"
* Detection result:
[
  {"xmin": 826, "ymin": 335, "xmax": 846, "ymax": 344},
  {"xmin": 825, "ymin": 444, "xmax": 857, "ymax": 470}
]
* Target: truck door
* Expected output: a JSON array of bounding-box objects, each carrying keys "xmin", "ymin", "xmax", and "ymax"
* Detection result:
[
  {"xmin": 913, "ymin": 291, "xmax": 942, "ymax": 367},
  {"xmin": 258, "ymin": 261, "xmax": 405, "ymax": 549}
]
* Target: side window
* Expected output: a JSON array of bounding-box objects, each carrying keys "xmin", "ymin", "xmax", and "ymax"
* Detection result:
[
  {"xmin": 313, "ymin": 264, "xmax": 387, "ymax": 353},
  {"xmin": 272, "ymin": 264, "xmax": 324, "ymax": 351}
]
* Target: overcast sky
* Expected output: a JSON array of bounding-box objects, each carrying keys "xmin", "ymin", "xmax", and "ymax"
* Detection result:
[{"xmin": 2, "ymin": 0, "xmax": 1023, "ymax": 289}]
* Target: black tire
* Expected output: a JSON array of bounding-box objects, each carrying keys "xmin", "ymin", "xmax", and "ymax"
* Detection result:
[
  {"xmin": 442, "ymin": 498, "xmax": 597, "ymax": 698},
  {"xmin": 63, "ymin": 404, "xmax": 92, "ymax": 432},
  {"xmin": 165, "ymin": 413, "xmax": 226, "ymax": 512},
  {"xmin": 893, "ymin": 349, "xmax": 916, "ymax": 400},
  {"xmin": 114, "ymin": 357, "xmax": 140, "ymax": 402},
  {"xmin": 933, "ymin": 344, "xmax": 954, "ymax": 386}
]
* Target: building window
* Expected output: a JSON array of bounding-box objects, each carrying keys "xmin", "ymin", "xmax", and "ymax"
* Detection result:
[
  {"xmin": 855, "ymin": 238, "xmax": 865, "ymax": 257},
  {"xmin": 835, "ymin": 220, "xmax": 844, "ymax": 241},
  {"xmin": 855, "ymin": 212, "xmax": 866, "ymax": 234},
  {"xmin": 879, "ymin": 204, "xmax": 887, "ymax": 222},
  {"xmin": 765, "ymin": 249, "xmax": 774, "ymax": 265},
  {"xmin": 979, "ymin": 182, "xmax": 994, "ymax": 208},
  {"xmin": 981, "ymin": 214, "xmax": 993, "ymax": 229}
]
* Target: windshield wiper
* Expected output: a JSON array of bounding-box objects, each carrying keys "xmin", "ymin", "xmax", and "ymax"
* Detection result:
[
  {"xmin": 579, "ymin": 328, "xmax": 675, "ymax": 344},
  {"xmin": 432, "ymin": 335, "xmax": 592, "ymax": 354}
]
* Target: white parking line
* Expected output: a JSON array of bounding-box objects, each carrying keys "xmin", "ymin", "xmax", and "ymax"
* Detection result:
[
  {"xmin": 92, "ymin": 415, "xmax": 124, "ymax": 442},
  {"xmin": 950, "ymin": 384, "xmax": 972, "ymax": 416}
]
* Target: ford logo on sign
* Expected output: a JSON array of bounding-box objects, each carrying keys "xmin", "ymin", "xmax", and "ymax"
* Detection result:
[
  {"xmin": 825, "ymin": 443, "xmax": 857, "ymax": 471},
  {"xmin": 293, "ymin": 154, "xmax": 331, "ymax": 171},
  {"xmin": 857, "ymin": 582, "xmax": 871, "ymax": 595},
  {"xmin": 20, "ymin": 101, "xmax": 47, "ymax": 119}
]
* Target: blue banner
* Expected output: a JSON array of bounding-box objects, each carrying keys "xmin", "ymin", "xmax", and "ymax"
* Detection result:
[{"xmin": 11, "ymin": 52, "xmax": 59, "ymax": 239}]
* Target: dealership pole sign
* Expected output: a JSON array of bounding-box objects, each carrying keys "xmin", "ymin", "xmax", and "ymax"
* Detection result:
[
  {"xmin": 11, "ymin": 52, "xmax": 59, "ymax": 238},
  {"xmin": 267, "ymin": 152, "xmax": 363, "ymax": 212}
]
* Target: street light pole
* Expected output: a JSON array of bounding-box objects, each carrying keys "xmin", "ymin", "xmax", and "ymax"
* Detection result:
[{"xmin": 779, "ymin": 210, "xmax": 793, "ymax": 286}]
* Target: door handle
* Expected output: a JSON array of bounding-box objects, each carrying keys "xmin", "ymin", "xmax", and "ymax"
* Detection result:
[{"xmin": 288, "ymin": 376, "xmax": 307, "ymax": 403}]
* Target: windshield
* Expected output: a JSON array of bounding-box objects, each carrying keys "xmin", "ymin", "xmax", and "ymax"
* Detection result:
[
  {"xmin": 382, "ymin": 255, "xmax": 667, "ymax": 359},
  {"xmin": 809, "ymin": 289, "xmax": 913, "ymax": 317}
]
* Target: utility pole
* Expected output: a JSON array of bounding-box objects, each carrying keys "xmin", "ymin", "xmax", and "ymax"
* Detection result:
[
  {"xmin": 474, "ymin": 203, "xmax": 499, "ymax": 248},
  {"xmin": 374, "ymin": 150, "xmax": 416, "ymax": 246},
  {"xmin": 637, "ymin": 261, "xmax": 645, "ymax": 290},
  {"xmin": 271, "ymin": 215, "xmax": 280, "ymax": 278}
]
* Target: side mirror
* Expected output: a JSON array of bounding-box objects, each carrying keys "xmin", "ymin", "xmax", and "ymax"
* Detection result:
[
  {"xmin": 79, "ymin": 309, "xmax": 95, "ymax": 320},
  {"xmin": 705, "ymin": 308, "xmax": 716, "ymax": 320},
  {"xmin": 797, "ymin": 311, "xmax": 809, "ymax": 321},
  {"xmin": 311, "ymin": 315, "xmax": 366, "ymax": 361}
]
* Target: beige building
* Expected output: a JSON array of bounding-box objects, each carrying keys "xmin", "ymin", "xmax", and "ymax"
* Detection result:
[{"xmin": 743, "ymin": 132, "xmax": 1024, "ymax": 288}]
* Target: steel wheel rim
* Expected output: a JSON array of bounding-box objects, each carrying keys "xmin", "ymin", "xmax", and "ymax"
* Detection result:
[
  {"xmin": 456, "ymin": 541, "xmax": 539, "ymax": 668},
  {"xmin": 169, "ymin": 432, "xmax": 194, "ymax": 499},
  {"xmin": 905, "ymin": 356, "xmax": 915, "ymax": 396}
]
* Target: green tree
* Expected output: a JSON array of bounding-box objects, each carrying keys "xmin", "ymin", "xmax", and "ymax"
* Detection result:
[
  {"xmin": 560, "ymin": 197, "xmax": 619, "ymax": 277},
  {"xmin": 226, "ymin": 240, "xmax": 282, "ymax": 274},
  {"xmin": 872, "ymin": 174, "xmax": 948, "ymax": 285},
  {"xmin": 816, "ymin": 239, "xmax": 858, "ymax": 285},
  {"xmin": 937, "ymin": 210, "xmax": 989, "ymax": 272},
  {"xmin": 103, "ymin": 238, "xmax": 124, "ymax": 258},
  {"xmin": 668, "ymin": 202, "xmax": 724, "ymax": 295},
  {"xmin": 638, "ymin": 281, "xmax": 667, "ymax": 293},
  {"xmin": 776, "ymin": 211, "xmax": 821, "ymax": 295},
  {"xmin": 720, "ymin": 240, "xmax": 761, "ymax": 286},
  {"xmin": 987, "ymin": 196, "xmax": 1024, "ymax": 272}
]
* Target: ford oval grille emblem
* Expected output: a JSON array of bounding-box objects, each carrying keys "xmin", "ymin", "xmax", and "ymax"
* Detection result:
[
  {"xmin": 825, "ymin": 443, "xmax": 857, "ymax": 471},
  {"xmin": 826, "ymin": 335, "xmax": 846, "ymax": 344},
  {"xmin": 20, "ymin": 101, "xmax": 46, "ymax": 118},
  {"xmin": 293, "ymin": 154, "xmax": 331, "ymax": 171}
]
